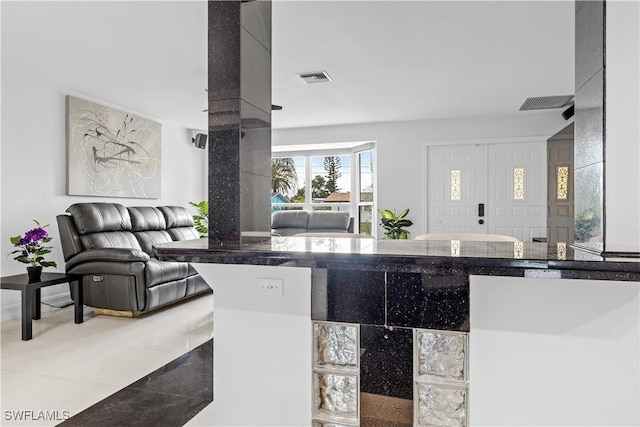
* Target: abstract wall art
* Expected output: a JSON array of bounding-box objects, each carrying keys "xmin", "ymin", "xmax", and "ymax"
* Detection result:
[{"xmin": 67, "ymin": 95, "xmax": 162, "ymax": 198}]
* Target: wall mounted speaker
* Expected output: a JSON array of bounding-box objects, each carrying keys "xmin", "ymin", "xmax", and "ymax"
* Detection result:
[
  {"xmin": 562, "ymin": 105, "xmax": 574, "ymax": 120},
  {"xmin": 192, "ymin": 133, "xmax": 207, "ymax": 149}
]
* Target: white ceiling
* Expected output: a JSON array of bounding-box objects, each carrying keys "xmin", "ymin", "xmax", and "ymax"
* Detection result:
[
  {"xmin": 2, "ymin": 1, "xmax": 574, "ymax": 131},
  {"xmin": 272, "ymin": 0, "xmax": 575, "ymax": 129}
]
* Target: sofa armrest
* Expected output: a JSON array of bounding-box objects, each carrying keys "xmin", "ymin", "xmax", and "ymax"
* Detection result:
[
  {"xmin": 67, "ymin": 261, "xmax": 147, "ymax": 278},
  {"xmin": 65, "ymin": 248, "xmax": 150, "ymax": 271}
]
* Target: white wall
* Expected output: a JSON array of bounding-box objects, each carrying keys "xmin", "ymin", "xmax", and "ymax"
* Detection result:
[
  {"xmin": 0, "ymin": 2, "xmax": 208, "ymax": 318},
  {"xmin": 470, "ymin": 275, "xmax": 639, "ymax": 426},
  {"xmin": 274, "ymin": 113, "xmax": 568, "ymax": 237},
  {"xmin": 192, "ymin": 263, "xmax": 312, "ymax": 426},
  {"xmin": 605, "ymin": 1, "xmax": 640, "ymax": 252}
]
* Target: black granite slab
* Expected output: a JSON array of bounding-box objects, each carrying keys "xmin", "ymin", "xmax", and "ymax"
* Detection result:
[
  {"xmin": 127, "ymin": 340, "xmax": 213, "ymax": 401},
  {"xmin": 207, "ymin": 0, "xmax": 272, "ymax": 244},
  {"xmin": 60, "ymin": 339, "xmax": 213, "ymax": 427},
  {"xmin": 387, "ymin": 272, "xmax": 469, "ymax": 331},
  {"xmin": 360, "ymin": 325, "xmax": 413, "ymax": 400},
  {"xmin": 155, "ymin": 237, "xmax": 640, "ymax": 282},
  {"xmin": 312, "ymin": 269, "xmax": 385, "ymax": 325}
]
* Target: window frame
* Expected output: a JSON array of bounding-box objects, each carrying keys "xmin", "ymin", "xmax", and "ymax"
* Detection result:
[{"xmin": 272, "ymin": 142, "xmax": 376, "ymax": 235}]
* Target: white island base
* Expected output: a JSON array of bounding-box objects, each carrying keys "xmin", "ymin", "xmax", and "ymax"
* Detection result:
[{"xmin": 192, "ymin": 263, "xmax": 639, "ymax": 426}]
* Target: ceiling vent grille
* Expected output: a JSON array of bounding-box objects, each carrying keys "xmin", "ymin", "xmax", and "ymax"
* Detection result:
[
  {"xmin": 298, "ymin": 71, "xmax": 332, "ymax": 84},
  {"xmin": 519, "ymin": 95, "xmax": 574, "ymax": 111}
]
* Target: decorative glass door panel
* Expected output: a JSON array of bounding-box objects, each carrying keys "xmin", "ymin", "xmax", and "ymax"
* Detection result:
[{"xmin": 427, "ymin": 144, "xmax": 488, "ymax": 234}]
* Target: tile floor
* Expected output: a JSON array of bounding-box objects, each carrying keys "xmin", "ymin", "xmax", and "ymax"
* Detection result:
[{"xmin": 0, "ymin": 294, "xmax": 213, "ymax": 427}]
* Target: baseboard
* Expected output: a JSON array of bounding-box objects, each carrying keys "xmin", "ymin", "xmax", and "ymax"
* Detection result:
[{"xmin": 0, "ymin": 292, "xmax": 74, "ymax": 322}]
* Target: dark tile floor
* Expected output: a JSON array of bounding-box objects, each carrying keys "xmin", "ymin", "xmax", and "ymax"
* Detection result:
[{"xmin": 59, "ymin": 339, "xmax": 213, "ymax": 427}]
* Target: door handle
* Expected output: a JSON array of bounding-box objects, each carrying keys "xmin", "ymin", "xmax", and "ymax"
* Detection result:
[
  {"xmin": 478, "ymin": 203, "xmax": 485, "ymax": 217},
  {"xmin": 478, "ymin": 219, "xmax": 485, "ymax": 225}
]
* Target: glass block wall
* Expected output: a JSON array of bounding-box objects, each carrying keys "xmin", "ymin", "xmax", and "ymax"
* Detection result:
[
  {"xmin": 313, "ymin": 321, "xmax": 360, "ymax": 425},
  {"xmin": 312, "ymin": 323, "xmax": 470, "ymax": 425},
  {"xmin": 414, "ymin": 329, "xmax": 469, "ymax": 427}
]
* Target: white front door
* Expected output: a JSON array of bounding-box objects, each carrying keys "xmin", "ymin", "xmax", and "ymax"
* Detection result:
[
  {"xmin": 427, "ymin": 144, "xmax": 487, "ymax": 233},
  {"xmin": 486, "ymin": 141, "xmax": 547, "ymax": 242},
  {"xmin": 427, "ymin": 140, "xmax": 547, "ymax": 241}
]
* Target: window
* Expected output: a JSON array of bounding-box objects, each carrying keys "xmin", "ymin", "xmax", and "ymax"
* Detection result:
[
  {"xmin": 357, "ymin": 150, "xmax": 374, "ymax": 234},
  {"xmin": 271, "ymin": 156, "xmax": 305, "ymax": 209},
  {"xmin": 272, "ymin": 143, "xmax": 376, "ymax": 235},
  {"xmin": 310, "ymin": 154, "xmax": 350, "ymax": 208}
]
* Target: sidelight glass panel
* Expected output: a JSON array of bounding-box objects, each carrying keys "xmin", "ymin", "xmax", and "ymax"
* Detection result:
[
  {"xmin": 557, "ymin": 166, "xmax": 569, "ymax": 200},
  {"xmin": 513, "ymin": 167, "xmax": 525, "ymax": 200},
  {"xmin": 358, "ymin": 205, "xmax": 373, "ymax": 236},
  {"xmin": 450, "ymin": 170, "xmax": 461, "ymax": 201},
  {"xmin": 359, "ymin": 151, "xmax": 373, "ymax": 202}
]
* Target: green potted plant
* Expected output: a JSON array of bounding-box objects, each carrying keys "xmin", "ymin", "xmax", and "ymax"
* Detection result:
[
  {"xmin": 8, "ymin": 220, "xmax": 58, "ymax": 282},
  {"xmin": 189, "ymin": 201, "xmax": 209, "ymax": 237},
  {"xmin": 379, "ymin": 208, "xmax": 413, "ymax": 239}
]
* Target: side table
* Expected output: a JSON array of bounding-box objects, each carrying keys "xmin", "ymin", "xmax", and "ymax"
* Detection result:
[{"xmin": 1, "ymin": 272, "xmax": 83, "ymax": 340}]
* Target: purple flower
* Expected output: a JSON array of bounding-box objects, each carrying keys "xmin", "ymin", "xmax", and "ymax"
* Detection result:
[
  {"xmin": 8, "ymin": 220, "xmax": 57, "ymax": 269},
  {"xmin": 22, "ymin": 227, "xmax": 48, "ymax": 245}
]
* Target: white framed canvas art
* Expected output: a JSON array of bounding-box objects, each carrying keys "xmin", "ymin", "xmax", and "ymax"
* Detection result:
[{"xmin": 67, "ymin": 95, "xmax": 162, "ymax": 198}]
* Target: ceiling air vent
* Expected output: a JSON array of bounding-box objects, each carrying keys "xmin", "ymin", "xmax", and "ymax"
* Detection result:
[
  {"xmin": 298, "ymin": 71, "xmax": 332, "ymax": 84},
  {"xmin": 519, "ymin": 95, "xmax": 574, "ymax": 111}
]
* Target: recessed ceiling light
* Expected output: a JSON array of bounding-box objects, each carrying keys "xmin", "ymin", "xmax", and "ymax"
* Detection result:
[{"xmin": 298, "ymin": 71, "xmax": 332, "ymax": 84}]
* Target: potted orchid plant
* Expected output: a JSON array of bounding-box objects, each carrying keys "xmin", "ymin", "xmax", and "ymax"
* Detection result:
[{"xmin": 8, "ymin": 220, "xmax": 57, "ymax": 282}]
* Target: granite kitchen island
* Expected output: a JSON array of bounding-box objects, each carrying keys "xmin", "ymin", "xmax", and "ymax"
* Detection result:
[{"xmin": 156, "ymin": 236, "xmax": 640, "ymax": 426}]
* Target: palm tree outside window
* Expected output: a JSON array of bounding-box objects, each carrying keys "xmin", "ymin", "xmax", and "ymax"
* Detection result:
[{"xmin": 271, "ymin": 143, "xmax": 376, "ymax": 235}]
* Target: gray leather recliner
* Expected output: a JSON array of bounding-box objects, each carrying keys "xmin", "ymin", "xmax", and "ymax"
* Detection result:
[{"xmin": 57, "ymin": 203, "xmax": 210, "ymax": 314}]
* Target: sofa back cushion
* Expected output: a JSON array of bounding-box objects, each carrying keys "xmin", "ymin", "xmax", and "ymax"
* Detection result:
[
  {"xmin": 134, "ymin": 231, "xmax": 173, "ymax": 255},
  {"xmin": 127, "ymin": 207, "xmax": 173, "ymax": 255},
  {"xmin": 158, "ymin": 206, "xmax": 200, "ymax": 241},
  {"xmin": 307, "ymin": 211, "xmax": 351, "ymax": 233},
  {"xmin": 128, "ymin": 207, "xmax": 167, "ymax": 231},
  {"xmin": 271, "ymin": 210, "xmax": 310, "ymax": 236},
  {"xmin": 67, "ymin": 203, "xmax": 132, "ymax": 234},
  {"xmin": 66, "ymin": 203, "xmax": 142, "ymax": 251}
]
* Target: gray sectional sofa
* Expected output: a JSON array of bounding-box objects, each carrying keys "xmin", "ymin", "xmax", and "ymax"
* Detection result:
[
  {"xmin": 57, "ymin": 203, "xmax": 209, "ymax": 316},
  {"xmin": 271, "ymin": 210, "xmax": 353, "ymax": 236}
]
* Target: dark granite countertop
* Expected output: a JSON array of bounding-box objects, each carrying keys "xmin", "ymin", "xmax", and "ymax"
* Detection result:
[{"xmin": 155, "ymin": 236, "xmax": 640, "ymax": 282}]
